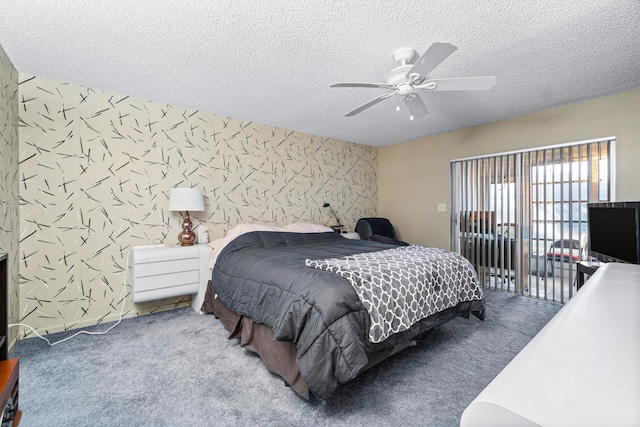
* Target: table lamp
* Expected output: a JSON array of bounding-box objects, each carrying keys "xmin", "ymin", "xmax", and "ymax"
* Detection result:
[
  {"xmin": 323, "ymin": 202, "xmax": 342, "ymax": 232},
  {"xmin": 168, "ymin": 187, "xmax": 205, "ymax": 246}
]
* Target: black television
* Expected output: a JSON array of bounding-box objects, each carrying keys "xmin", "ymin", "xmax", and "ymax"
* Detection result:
[{"xmin": 587, "ymin": 201, "xmax": 640, "ymax": 264}]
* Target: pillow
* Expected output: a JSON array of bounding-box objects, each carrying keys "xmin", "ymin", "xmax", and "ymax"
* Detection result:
[
  {"xmin": 206, "ymin": 223, "xmax": 334, "ymax": 269},
  {"xmin": 207, "ymin": 223, "xmax": 285, "ymax": 268},
  {"xmin": 282, "ymin": 223, "xmax": 333, "ymax": 233},
  {"xmin": 221, "ymin": 223, "xmax": 285, "ymax": 239}
]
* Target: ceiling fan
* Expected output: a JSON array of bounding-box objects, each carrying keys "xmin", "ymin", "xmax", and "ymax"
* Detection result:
[{"xmin": 331, "ymin": 42, "xmax": 497, "ymax": 120}]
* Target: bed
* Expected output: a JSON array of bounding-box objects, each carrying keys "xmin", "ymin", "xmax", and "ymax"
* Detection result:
[{"xmin": 201, "ymin": 223, "xmax": 485, "ymax": 400}]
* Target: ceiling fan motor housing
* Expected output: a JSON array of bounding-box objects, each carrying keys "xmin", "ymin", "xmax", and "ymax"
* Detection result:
[{"xmin": 385, "ymin": 65, "xmax": 413, "ymax": 86}]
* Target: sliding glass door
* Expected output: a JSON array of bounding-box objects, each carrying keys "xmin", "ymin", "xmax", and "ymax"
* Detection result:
[{"xmin": 451, "ymin": 137, "xmax": 614, "ymax": 303}]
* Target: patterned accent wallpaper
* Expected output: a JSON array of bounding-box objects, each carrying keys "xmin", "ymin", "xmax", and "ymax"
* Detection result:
[
  {"xmin": 17, "ymin": 74, "xmax": 378, "ymax": 336},
  {"xmin": 0, "ymin": 44, "xmax": 19, "ymax": 349}
]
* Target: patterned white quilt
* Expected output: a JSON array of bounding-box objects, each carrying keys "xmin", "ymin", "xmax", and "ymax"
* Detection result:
[{"xmin": 306, "ymin": 245, "xmax": 483, "ymax": 343}]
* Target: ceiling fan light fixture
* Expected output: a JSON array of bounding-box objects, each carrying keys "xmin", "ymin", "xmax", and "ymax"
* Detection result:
[{"xmin": 397, "ymin": 83, "xmax": 412, "ymax": 96}]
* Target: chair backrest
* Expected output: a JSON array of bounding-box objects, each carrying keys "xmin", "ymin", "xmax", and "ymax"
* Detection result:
[{"xmin": 356, "ymin": 217, "xmax": 401, "ymax": 240}]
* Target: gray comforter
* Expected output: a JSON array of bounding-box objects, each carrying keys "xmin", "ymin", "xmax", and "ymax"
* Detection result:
[{"xmin": 212, "ymin": 231, "xmax": 485, "ymax": 399}]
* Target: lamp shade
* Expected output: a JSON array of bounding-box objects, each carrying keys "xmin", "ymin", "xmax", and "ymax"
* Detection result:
[{"xmin": 168, "ymin": 188, "xmax": 205, "ymax": 212}]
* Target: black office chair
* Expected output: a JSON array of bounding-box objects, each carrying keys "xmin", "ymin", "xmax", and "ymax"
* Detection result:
[{"xmin": 356, "ymin": 217, "xmax": 409, "ymax": 246}]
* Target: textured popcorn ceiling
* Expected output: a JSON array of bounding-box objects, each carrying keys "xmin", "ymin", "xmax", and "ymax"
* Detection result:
[{"xmin": 1, "ymin": 1, "xmax": 639, "ymax": 147}]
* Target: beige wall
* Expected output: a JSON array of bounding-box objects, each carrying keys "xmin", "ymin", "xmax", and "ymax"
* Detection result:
[
  {"xmin": 0, "ymin": 43, "xmax": 19, "ymax": 350},
  {"xmin": 378, "ymin": 89, "xmax": 640, "ymax": 249},
  {"xmin": 17, "ymin": 74, "xmax": 378, "ymax": 336}
]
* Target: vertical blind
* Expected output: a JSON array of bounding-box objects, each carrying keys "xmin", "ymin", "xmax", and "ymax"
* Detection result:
[{"xmin": 450, "ymin": 137, "xmax": 614, "ymax": 303}]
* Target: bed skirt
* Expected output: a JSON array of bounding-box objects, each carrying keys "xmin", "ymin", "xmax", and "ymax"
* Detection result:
[
  {"xmin": 201, "ymin": 281, "xmax": 420, "ymax": 399},
  {"xmin": 202, "ymin": 280, "xmax": 483, "ymax": 400},
  {"xmin": 201, "ymin": 280, "xmax": 310, "ymax": 398}
]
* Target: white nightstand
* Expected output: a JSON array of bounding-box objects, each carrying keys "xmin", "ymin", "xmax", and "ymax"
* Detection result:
[
  {"xmin": 131, "ymin": 244, "xmax": 206, "ymax": 303},
  {"xmin": 342, "ymin": 232, "xmax": 360, "ymax": 240}
]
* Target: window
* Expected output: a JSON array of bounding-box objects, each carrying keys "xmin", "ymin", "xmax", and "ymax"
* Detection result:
[{"xmin": 451, "ymin": 137, "xmax": 614, "ymax": 303}]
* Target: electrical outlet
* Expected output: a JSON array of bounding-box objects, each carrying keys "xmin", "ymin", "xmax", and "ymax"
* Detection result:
[{"xmin": 437, "ymin": 203, "xmax": 446, "ymax": 212}]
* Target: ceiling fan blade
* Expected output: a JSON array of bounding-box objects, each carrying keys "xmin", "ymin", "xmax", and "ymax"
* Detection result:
[
  {"xmin": 344, "ymin": 92, "xmax": 395, "ymax": 117},
  {"xmin": 331, "ymin": 82, "xmax": 396, "ymax": 89},
  {"xmin": 403, "ymin": 94, "xmax": 428, "ymax": 119},
  {"xmin": 406, "ymin": 42, "xmax": 457, "ymax": 80},
  {"xmin": 418, "ymin": 76, "xmax": 497, "ymax": 91}
]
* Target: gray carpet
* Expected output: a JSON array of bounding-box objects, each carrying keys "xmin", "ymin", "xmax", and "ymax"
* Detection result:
[{"xmin": 12, "ymin": 288, "xmax": 561, "ymax": 427}]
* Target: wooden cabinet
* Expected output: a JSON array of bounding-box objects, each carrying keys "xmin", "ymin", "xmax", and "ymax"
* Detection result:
[
  {"xmin": 0, "ymin": 252, "xmax": 6, "ymax": 360},
  {"xmin": 0, "ymin": 358, "xmax": 19, "ymax": 426},
  {"xmin": 0, "ymin": 252, "xmax": 20, "ymax": 426}
]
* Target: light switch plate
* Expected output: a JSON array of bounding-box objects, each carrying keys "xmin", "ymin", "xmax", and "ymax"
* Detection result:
[{"xmin": 437, "ymin": 203, "xmax": 446, "ymax": 212}]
